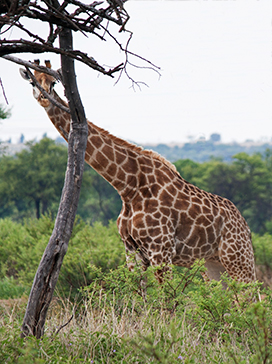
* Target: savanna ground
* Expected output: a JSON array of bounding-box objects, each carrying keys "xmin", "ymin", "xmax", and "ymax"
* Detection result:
[{"xmin": 1, "ymin": 216, "xmax": 272, "ymax": 363}]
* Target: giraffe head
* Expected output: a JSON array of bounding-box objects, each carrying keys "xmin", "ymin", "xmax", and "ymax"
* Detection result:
[{"xmin": 19, "ymin": 59, "xmax": 57, "ymax": 108}]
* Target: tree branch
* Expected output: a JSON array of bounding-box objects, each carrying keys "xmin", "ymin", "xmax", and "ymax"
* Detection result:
[
  {"xmin": 3, "ymin": 54, "xmax": 63, "ymax": 81},
  {"xmin": 0, "ymin": 39, "xmax": 123, "ymax": 76}
]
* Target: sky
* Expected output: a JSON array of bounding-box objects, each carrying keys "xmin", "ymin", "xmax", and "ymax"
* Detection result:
[{"xmin": 0, "ymin": 0, "xmax": 272, "ymax": 145}]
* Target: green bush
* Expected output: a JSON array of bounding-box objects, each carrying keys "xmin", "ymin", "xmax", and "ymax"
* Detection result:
[
  {"xmin": 0, "ymin": 216, "xmax": 125, "ymax": 299},
  {"xmin": 252, "ymin": 233, "xmax": 272, "ymax": 270},
  {"xmin": 0, "ymin": 276, "xmax": 29, "ymax": 299}
]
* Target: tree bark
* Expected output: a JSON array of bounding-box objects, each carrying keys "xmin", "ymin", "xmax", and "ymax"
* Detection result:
[{"xmin": 21, "ymin": 27, "xmax": 88, "ymax": 339}]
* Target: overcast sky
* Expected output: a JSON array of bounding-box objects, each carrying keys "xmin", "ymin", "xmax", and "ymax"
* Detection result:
[{"xmin": 0, "ymin": 0, "xmax": 272, "ymax": 145}]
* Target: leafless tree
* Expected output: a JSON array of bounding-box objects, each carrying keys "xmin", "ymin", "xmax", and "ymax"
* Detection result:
[{"xmin": 0, "ymin": 0, "xmax": 158, "ymax": 339}]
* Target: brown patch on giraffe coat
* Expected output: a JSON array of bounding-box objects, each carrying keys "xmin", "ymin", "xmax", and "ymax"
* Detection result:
[
  {"xmin": 150, "ymin": 183, "xmax": 161, "ymax": 198},
  {"xmin": 92, "ymin": 136, "xmax": 103, "ymax": 149},
  {"xmin": 154, "ymin": 211, "xmax": 161, "ymax": 219},
  {"xmin": 160, "ymin": 207, "xmax": 171, "ymax": 217},
  {"xmin": 162, "ymin": 225, "xmax": 169, "ymax": 235},
  {"xmin": 138, "ymin": 156, "xmax": 152, "ymax": 166},
  {"xmin": 147, "ymin": 175, "xmax": 156, "ymax": 184},
  {"xmin": 188, "ymin": 204, "xmax": 202, "ymax": 219},
  {"xmin": 87, "ymin": 142, "xmax": 95, "ymax": 155},
  {"xmin": 122, "ymin": 158, "xmax": 138, "ymax": 174},
  {"xmin": 160, "ymin": 189, "xmax": 174, "ymax": 205},
  {"xmin": 139, "ymin": 229, "xmax": 148, "ymax": 237},
  {"xmin": 206, "ymin": 226, "xmax": 216, "ymax": 242},
  {"xmin": 196, "ymin": 214, "xmax": 212, "ymax": 227},
  {"xmin": 148, "ymin": 227, "xmax": 161, "ymax": 237},
  {"xmin": 91, "ymin": 159, "xmax": 103, "ymax": 172},
  {"xmin": 161, "ymin": 216, "xmax": 167, "ymax": 225},
  {"xmin": 157, "ymin": 171, "xmax": 171, "ymax": 185},
  {"xmin": 174, "ymin": 198, "xmax": 190, "ymax": 211},
  {"xmin": 176, "ymin": 213, "xmax": 194, "ymax": 241},
  {"xmin": 133, "ymin": 213, "xmax": 145, "ymax": 229},
  {"xmin": 166, "ymin": 183, "xmax": 177, "ymax": 197},
  {"xmin": 138, "ymin": 172, "xmax": 147, "ymax": 187},
  {"xmin": 116, "ymin": 168, "xmax": 126, "ymax": 181},
  {"xmin": 202, "ymin": 205, "xmax": 211, "ymax": 215},
  {"xmin": 106, "ymin": 163, "xmax": 117, "ymax": 177},
  {"xmin": 144, "ymin": 199, "xmax": 159, "ymax": 214},
  {"xmin": 126, "ymin": 174, "xmax": 136, "ymax": 185},
  {"xmin": 154, "ymin": 160, "xmax": 162, "ymax": 169},
  {"xmin": 140, "ymin": 186, "xmax": 152, "ymax": 198},
  {"xmin": 115, "ymin": 151, "xmax": 126, "ymax": 165},
  {"xmin": 96, "ymin": 151, "xmax": 109, "ymax": 168},
  {"xmin": 102, "ymin": 145, "xmax": 115, "ymax": 161},
  {"xmin": 214, "ymin": 215, "xmax": 224, "ymax": 235},
  {"xmin": 192, "ymin": 196, "xmax": 202, "ymax": 205},
  {"xmin": 127, "ymin": 150, "xmax": 138, "ymax": 159},
  {"xmin": 133, "ymin": 200, "xmax": 143, "ymax": 212}
]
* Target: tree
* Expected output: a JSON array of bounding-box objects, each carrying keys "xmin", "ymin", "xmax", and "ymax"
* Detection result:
[
  {"xmin": 0, "ymin": 0, "xmax": 151, "ymax": 339},
  {"xmin": 0, "ymin": 138, "xmax": 68, "ymax": 219}
]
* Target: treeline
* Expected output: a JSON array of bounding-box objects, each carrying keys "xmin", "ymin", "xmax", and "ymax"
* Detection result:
[
  {"xmin": 0, "ymin": 137, "xmax": 272, "ymax": 234},
  {"xmin": 146, "ymin": 140, "xmax": 272, "ymax": 162}
]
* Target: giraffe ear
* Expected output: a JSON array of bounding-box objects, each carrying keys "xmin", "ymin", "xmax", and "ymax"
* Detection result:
[{"xmin": 19, "ymin": 68, "xmax": 31, "ymax": 81}]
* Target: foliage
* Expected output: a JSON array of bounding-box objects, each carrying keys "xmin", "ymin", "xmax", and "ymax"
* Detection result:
[
  {"xmin": 0, "ymin": 137, "xmax": 121, "ymax": 224},
  {"xmin": 77, "ymin": 165, "xmax": 121, "ymax": 225},
  {"xmin": 0, "ymin": 217, "xmax": 272, "ymax": 362},
  {"xmin": 0, "ymin": 137, "xmax": 68, "ymax": 219},
  {"xmin": 0, "ymin": 216, "xmax": 125, "ymax": 298},
  {"xmin": 0, "ymin": 104, "xmax": 11, "ymax": 120}
]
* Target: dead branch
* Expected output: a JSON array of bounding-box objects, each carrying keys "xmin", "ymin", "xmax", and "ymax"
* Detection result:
[{"xmin": 3, "ymin": 55, "xmax": 63, "ymax": 82}]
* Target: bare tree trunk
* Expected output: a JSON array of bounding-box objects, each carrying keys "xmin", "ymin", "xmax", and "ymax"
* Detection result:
[{"xmin": 21, "ymin": 27, "xmax": 88, "ymax": 339}]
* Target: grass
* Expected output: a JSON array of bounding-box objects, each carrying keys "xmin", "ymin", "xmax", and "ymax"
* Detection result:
[{"xmin": 1, "ymin": 264, "xmax": 272, "ymax": 363}]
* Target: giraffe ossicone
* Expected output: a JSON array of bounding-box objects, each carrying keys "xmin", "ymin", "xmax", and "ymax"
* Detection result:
[{"xmin": 19, "ymin": 60, "xmax": 256, "ymax": 284}]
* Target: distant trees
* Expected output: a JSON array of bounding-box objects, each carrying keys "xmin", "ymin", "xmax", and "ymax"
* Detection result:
[
  {"xmin": 210, "ymin": 133, "xmax": 221, "ymax": 143},
  {"xmin": 0, "ymin": 138, "xmax": 67, "ymax": 219},
  {"xmin": 0, "ymin": 137, "xmax": 121, "ymax": 222}
]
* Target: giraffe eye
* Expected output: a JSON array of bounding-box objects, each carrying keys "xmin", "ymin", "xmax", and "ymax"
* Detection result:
[
  {"xmin": 50, "ymin": 81, "xmax": 56, "ymax": 92},
  {"xmin": 30, "ymin": 82, "xmax": 34, "ymax": 86}
]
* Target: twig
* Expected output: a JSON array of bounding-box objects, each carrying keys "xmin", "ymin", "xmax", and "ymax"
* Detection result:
[
  {"xmin": 53, "ymin": 314, "xmax": 74, "ymax": 337},
  {"xmin": 0, "ymin": 77, "xmax": 9, "ymax": 105}
]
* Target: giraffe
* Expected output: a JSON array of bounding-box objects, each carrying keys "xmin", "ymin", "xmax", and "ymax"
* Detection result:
[{"xmin": 19, "ymin": 60, "xmax": 256, "ymax": 284}]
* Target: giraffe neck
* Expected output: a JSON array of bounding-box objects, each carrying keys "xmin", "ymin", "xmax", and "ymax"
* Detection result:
[{"xmin": 44, "ymin": 95, "xmax": 179, "ymax": 201}]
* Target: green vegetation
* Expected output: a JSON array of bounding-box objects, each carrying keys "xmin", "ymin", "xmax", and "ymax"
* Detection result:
[
  {"xmin": 0, "ymin": 137, "xmax": 121, "ymax": 223},
  {"xmin": 0, "ymin": 216, "xmax": 272, "ymax": 363},
  {"xmin": 0, "ymin": 104, "xmax": 11, "ymax": 120}
]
